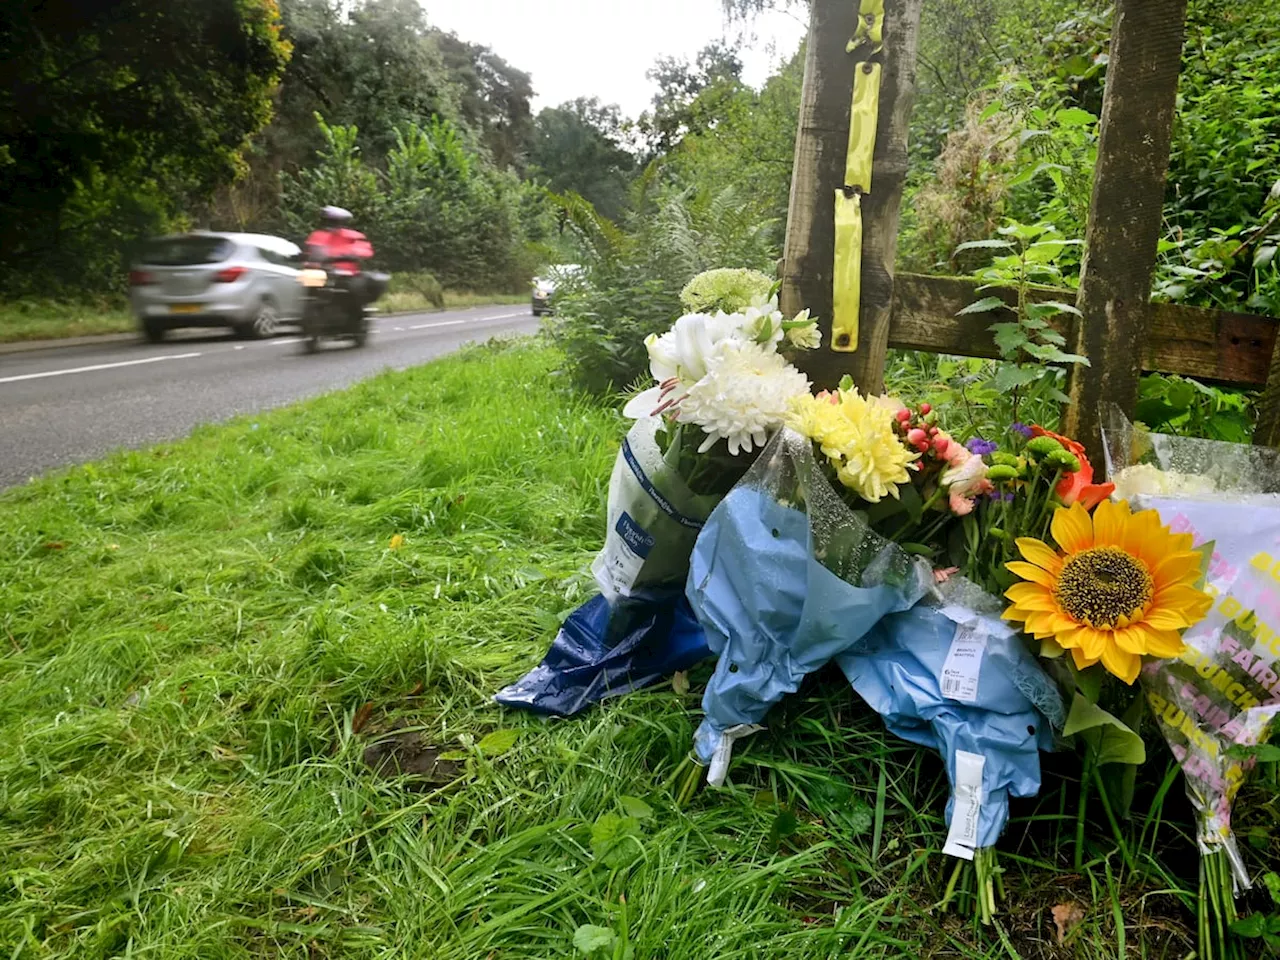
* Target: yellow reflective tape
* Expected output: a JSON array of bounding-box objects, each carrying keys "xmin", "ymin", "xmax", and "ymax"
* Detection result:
[
  {"xmin": 849, "ymin": 0, "xmax": 885, "ymax": 52},
  {"xmin": 832, "ymin": 190, "xmax": 863, "ymax": 352},
  {"xmin": 844, "ymin": 61, "xmax": 881, "ymax": 192}
]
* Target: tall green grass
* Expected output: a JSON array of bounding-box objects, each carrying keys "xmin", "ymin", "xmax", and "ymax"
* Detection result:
[{"xmin": 0, "ymin": 339, "xmax": 1244, "ymax": 958}]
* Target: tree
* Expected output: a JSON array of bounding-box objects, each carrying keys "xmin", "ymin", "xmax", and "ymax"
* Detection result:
[
  {"xmin": 640, "ymin": 43, "xmax": 745, "ymax": 156},
  {"xmin": 530, "ymin": 99, "xmax": 637, "ymax": 223},
  {"xmin": 0, "ymin": 0, "xmax": 291, "ymax": 291},
  {"xmin": 435, "ymin": 32, "xmax": 536, "ymax": 172}
]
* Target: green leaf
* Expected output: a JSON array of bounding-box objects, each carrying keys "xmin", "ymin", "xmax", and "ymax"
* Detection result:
[
  {"xmin": 1032, "ymin": 300, "xmax": 1083, "ymax": 317},
  {"xmin": 958, "ymin": 295, "xmax": 1010, "ymax": 317},
  {"xmin": 979, "ymin": 101, "xmax": 1003, "ymax": 123},
  {"xmin": 1264, "ymin": 872, "xmax": 1280, "ymax": 908},
  {"xmin": 1063, "ymin": 695, "xmax": 1146, "ymax": 766},
  {"xmin": 1230, "ymin": 914, "xmax": 1268, "ymax": 939},
  {"xmin": 990, "ymin": 322, "xmax": 1026, "ymax": 357},
  {"xmin": 991, "ymin": 364, "xmax": 1044, "ymax": 392},
  {"xmin": 1055, "ymin": 107, "xmax": 1097, "ymax": 126},
  {"xmin": 838, "ymin": 374, "xmax": 854, "ymax": 392},
  {"xmin": 573, "ymin": 924, "xmax": 617, "ymax": 954},
  {"xmin": 1166, "ymin": 379, "xmax": 1196, "ymax": 411},
  {"xmin": 476, "ymin": 729, "xmax": 522, "ymax": 756},
  {"xmin": 769, "ymin": 808, "xmax": 799, "ymax": 849},
  {"xmin": 590, "ymin": 813, "xmax": 643, "ymax": 868},
  {"xmin": 954, "ymin": 239, "xmax": 1015, "ymax": 254},
  {"xmin": 1255, "ymin": 245, "xmax": 1277, "ymax": 270},
  {"xmin": 844, "ymin": 798, "xmax": 874, "ymax": 837},
  {"xmin": 437, "ymin": 750, "xmax": 469, "ymax": 762},
  {"xmin": 619, "ymin": 796, "xmax": 655, "ymax": 821}
]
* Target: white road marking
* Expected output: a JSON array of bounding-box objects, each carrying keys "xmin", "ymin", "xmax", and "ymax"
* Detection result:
[
  {"xmin": 234, "ymin": 345, "xmax": 246, "ymax": 351},
  {"xmin": 404, "ymin": 312, "xmax": 530, "ymax": 331},
  {"xmin": 0, "ymin": 352, "xmax": 203, "ymax": 385},
  {"xmin": 408, "ymin": 319, "xmax": 466, "ymax": 330},
  {"xmin": 272, "ymin": 337, "xmax": 304, "ymax": 345},
  {"xmin": 393, "ymin": 326, "xmax": 405, "ymax": 331}
]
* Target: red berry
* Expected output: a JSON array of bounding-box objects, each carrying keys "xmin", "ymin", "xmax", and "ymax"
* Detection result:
[
  {"xmin": 933, "ymin": 436, "xmax": 951, "ymax": 455},
  {"xmin": 906, "ymin": 428, "xmax": 927, "ymax": 446},
  {"xmin": 896, "ymin": 408, "xmax": 911, "ymax": 422},
  {"xmin": 928, "ymin": 426, "xmax": 939, "ymax": 436},
  {"xmin": 920, "ymin": 403, "xmax": 932, "ymax": 415}
]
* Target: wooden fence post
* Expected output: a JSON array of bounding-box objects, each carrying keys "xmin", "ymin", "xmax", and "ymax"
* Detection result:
[
  {"xmin": 1061, "ymin": 0, "xmax": 1188, "ymax": 463},
  {"xmin": 781, "ymin": 0, "xmax": 923, "ymax": 393}
]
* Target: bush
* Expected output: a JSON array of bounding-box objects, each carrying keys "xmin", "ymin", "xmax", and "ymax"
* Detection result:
[
  {"xmin": 389, "ymin": 272, "xmax": 444, "ymax": 309},
  {"xmin": 547, "ymin": 186, "xmax": 779, "ymax": 396}
]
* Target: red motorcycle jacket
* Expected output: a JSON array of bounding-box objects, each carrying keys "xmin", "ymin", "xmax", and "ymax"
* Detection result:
[{"xmin": 305, "ymin": 227, "xmax": 374, "ymax": 275}]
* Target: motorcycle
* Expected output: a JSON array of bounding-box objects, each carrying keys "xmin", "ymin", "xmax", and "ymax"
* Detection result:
[{"xmin": 296, "ymin": 256, "xmax": 389, "ymax": 352}]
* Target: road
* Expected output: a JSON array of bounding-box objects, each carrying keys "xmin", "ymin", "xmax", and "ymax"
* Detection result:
[{"xmin": 0, "ymin": 305, "xmax": 540, "ymax": 488}]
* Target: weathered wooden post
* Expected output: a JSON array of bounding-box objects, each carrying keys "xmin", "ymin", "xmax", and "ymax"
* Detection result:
[
  {"xmin": 780, "ymin": 0, "xmax": 923, "ymax": 394},
  {"xmin": 1061, "ymin": 0, "xmax": 1188, "ymax": 462}
]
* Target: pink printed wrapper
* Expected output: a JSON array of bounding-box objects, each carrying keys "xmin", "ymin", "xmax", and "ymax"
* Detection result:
[{"xmin": 1103, "ymin": 407, "xmax": 1280, "ymax": 891}]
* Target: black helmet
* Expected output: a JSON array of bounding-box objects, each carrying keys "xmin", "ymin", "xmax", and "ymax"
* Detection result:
[{"xmin": 320, "ymin": 205, "xmax": 353, "ymax": 225}]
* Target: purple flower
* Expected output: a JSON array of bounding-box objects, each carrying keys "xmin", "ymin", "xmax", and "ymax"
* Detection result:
[
  {"xmin": 985, "ymin": 490, "xmax": 1015, "ymax": 503},
  {"xmin": 1011, "ymin": 422, "xmax": 1033, "ymax": 438},
  {"xmin": 966, "ymin": 437, "xmax": 998, "ymax": 456}
]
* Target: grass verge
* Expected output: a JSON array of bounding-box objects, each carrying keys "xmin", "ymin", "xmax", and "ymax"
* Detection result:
[
  {"xmin": 0, "ymin": 291, "xmax": 530, "ymax": 344},
  {"xmin": 0, "ymin": 339, "xmax": 1257, "ymax": 958}
]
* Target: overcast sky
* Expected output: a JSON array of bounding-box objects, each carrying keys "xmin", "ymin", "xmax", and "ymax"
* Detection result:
[{"xmin": 423, "ymin": 0, "xmax": 808, "ymax": 119}]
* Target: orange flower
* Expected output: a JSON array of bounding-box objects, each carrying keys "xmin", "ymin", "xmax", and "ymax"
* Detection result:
[{"xmin": 1030, "ymin": 425, "xmax": 1114, "ymax": 509}]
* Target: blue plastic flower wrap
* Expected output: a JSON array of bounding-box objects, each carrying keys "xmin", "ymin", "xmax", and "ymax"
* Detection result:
[
  {"xmin": 685, "ymin": 428, "xmax": 934, "ymax": 785},
  {"xmin": 836, "ymin": 578, "xmax": 1065, "ymax": 858},
  {"xmin": 496, "ymin": 417, "xmax": 719, "ymax": 716}
]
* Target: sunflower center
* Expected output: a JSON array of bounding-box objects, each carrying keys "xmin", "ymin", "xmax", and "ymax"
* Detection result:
[{"xmin": 1054, "ymin": 546, "xmax": 1153, "ymax": 628}]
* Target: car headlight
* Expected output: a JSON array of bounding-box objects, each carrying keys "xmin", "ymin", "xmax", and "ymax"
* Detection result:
[{"xmin": 298, "ymin": 269, "xmax": 328, "ymax": 288}]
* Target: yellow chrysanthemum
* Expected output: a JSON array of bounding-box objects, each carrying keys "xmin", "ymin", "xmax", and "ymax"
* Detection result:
[
  {"xmin": 1003, "ymin": 499, "xmax": 1213, "ymax": 684},
  {"xmin": 787, "ymin": 389, "xmax": 916, "ymax": 502}
]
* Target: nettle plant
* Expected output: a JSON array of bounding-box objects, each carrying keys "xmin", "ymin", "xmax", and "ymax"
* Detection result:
[{"xmin": 955, "ymin": 220, "xmax": 1088, "ymax": 422}]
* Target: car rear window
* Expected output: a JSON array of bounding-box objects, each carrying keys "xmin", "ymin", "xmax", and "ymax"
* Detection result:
[{"xmin": 141, "ymin": 237, "xmax": 234, "ymax": 266}]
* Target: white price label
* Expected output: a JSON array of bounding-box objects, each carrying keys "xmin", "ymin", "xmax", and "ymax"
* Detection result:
[
  {"xmin": 942, "ymin": 750, "xmax": 986, "ymax": 860},
  {"xmin": 594, "ymin": 511, "xmax": 654, "ymax": 599},
  {"xmin": 940, "ymin": 621, "xmax": 984, "ymax": 703}
]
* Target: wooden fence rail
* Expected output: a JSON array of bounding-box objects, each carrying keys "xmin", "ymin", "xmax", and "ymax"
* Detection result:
[{"xmin": 782, "ymin": 0, "xmax": 1280, "ymax": 459}]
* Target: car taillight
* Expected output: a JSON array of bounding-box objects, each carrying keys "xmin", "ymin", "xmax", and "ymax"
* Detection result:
[
  {"xmin": 129, "ymin": 270, "xmax": 155, "ymax": 286},
  {"xmin": 214, "ymin": 266, "xmax": 246, "ymax": 283}
]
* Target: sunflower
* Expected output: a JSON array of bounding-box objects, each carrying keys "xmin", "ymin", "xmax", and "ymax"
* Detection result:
[{"xmin": 1003, "ymin": 499, "xmax": 1213, "ymax": 683}]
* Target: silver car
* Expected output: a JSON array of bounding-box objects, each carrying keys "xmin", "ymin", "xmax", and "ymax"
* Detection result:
[{"xmin": 129, "ymin": 232, "xmax": 305, "ymax": 342}]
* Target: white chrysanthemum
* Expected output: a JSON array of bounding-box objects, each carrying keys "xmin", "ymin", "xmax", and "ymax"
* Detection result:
[
  {"xmin": 784, "ymin": 309, "xmax": 821, "ymax": 350},
  {"xmin": 677, "ymin": 340, "xmax": 811, "ymax": 455},
  {"xmin": 624, "ymin": 310, "xmax": 751, "ymax": 418}
]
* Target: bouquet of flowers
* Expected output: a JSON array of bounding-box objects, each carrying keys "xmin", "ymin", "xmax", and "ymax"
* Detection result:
[
  {"xmin": 497, "ymin": 269, "xmax": 819, "ymax": 716},
  {"xmin": 1103, "ymin": 406, "xmax": 1280, "ymax": 960}
]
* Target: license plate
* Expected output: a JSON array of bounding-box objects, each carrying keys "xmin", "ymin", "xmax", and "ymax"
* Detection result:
[{"xmin": 169, "ymin": 304, "xmax": 203, "ymax": 315}]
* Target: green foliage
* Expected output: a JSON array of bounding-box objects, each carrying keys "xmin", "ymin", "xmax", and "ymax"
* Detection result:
[
  {"xmin": 280, "ymin": 115, "xmax": 535, "ymax": 290},
  {"xmin": 1136, "ymin": 374, "xmax": 1256, "ymax": 443},
  {"xmin": 955, "ymin": 220, "xmax": 1087, "ymax": 422},
  {"xmin": 548, "ymin": 186, "xmax": 778, "ymax": 395},
  {"xmin": 0, "ymin": 0, "xmax": 291, "ymax": 295},
  {"xmin": 530, "ymin": 98, "xmax": 638, "ymax": 223},
  {"xmin": 388, "ymin": 272, "xmax": 445, "ymax": 310},
  {"xmin": 679, "ymin": 268, "xmax": 775, "ymax": 314}
]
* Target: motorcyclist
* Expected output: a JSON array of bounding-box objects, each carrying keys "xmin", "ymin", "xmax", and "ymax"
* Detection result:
[{"xmin": 305, "ymin": 206, "xmax": 374, "ymax": 315}]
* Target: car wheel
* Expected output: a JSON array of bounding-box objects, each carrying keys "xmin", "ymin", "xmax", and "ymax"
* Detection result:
[
  {"xmin": 246, "ymin": 300, "xmax": 280, "ymax": 339},
  {"xmin": 142, "ymin": 319, "xmax": 166, "ymax": 343}
]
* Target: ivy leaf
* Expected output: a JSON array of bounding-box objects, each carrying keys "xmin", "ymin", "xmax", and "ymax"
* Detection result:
[{"xmin": 957, "ymin": 295, "xmax": 1009, "ymax": 316}]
